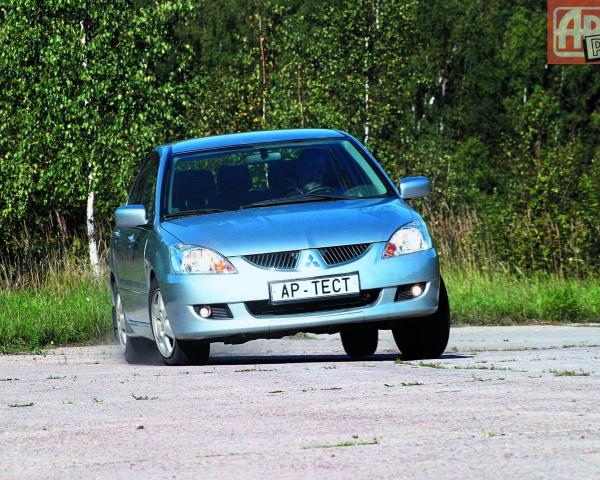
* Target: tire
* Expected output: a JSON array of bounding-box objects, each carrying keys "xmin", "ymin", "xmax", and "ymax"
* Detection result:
[
  {"xmin": 111, "ymin": 282, "xmax": 127, "ymax": 348},
  {"xmin": 149, "ymin": 277, "xmax": 210, "ymax": 366},
  {"xmin": 124, "ymin": 335, "xmax": 151, "ymax": 364},
  {"xmin": 392, "ymin": 277, "xmax": 450, "ymax": 360},
  {"xmin": 340, "ymin": 325, "xmax": 378, "ymax": 358},
  {"xmin": 111, "ymin": 282, "xmax": 151, "ymax": 364}
]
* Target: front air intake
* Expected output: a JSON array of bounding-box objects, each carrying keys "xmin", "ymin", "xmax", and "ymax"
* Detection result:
[
  {"xmin": 243, "ymin": 251, "xmax": 300, "ymax": 270},
  {"xmin": 318, "ymin": 243, "xmax": 371, "ymax": 266}
]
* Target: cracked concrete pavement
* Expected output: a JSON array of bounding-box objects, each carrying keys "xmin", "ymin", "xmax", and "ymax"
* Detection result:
[{"xmin": 1, "ymin": 325, "xmax": 599, "ymax": 479}]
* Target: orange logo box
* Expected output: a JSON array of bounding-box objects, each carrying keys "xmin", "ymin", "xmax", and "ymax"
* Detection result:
[{"xmin": 548, "ymin": 0, "xmax": 600, "ymax": 64}]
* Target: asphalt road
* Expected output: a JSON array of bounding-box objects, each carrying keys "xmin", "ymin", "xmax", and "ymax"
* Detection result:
[{"xmin": 1, "ymin": 326, "xmax": 599, "ymax": 479}]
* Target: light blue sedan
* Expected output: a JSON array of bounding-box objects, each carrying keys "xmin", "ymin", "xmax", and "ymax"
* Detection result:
[{"xmin": 110, "ymin": 129, "xmax": 449, "ymax": 365}]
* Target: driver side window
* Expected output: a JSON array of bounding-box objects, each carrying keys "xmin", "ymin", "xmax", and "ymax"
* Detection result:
[{"xmin": 128, "ymin": 152, "xmax": 160, "ymax": 220}]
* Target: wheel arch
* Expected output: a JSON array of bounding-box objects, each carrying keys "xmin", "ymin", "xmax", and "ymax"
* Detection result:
[{"xmin": 148, "ymin": 268, "xmax": 157, "ymax": 285}]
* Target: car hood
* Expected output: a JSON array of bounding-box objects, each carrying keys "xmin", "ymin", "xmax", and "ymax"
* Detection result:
[{"xmin": 161, "ymin": 197, "xmax": 414, "ymax": 257}]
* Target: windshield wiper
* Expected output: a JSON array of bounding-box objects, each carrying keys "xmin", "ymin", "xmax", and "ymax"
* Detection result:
[
  {"xmin": 164, "ymin": 208, "xmax": 228, "ymax": 219},
  {"xmin": 239, "ymin": 193, "xmax": 354, "ymax": 210}
]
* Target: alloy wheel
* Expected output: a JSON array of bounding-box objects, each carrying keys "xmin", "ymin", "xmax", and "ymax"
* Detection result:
[
  {"xmin": 115, "ymin": 291, "xmax": 127, "ymax": 352},
  {"xmin": 151, "ymin": 289, "xmax": 175, "ymax": 358}
]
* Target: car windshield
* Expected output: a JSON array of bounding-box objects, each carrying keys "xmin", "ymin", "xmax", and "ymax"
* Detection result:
[{"xmin": 164, "ymin": 139, "xmax": 392, "ymax": 216}]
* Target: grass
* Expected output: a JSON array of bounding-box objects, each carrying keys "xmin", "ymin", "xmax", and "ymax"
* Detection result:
[
  {"xmin": 444, "ymin": 269, "xmax": 600, "ymax": 324},
  {"xmin": 1, "ymin": 267, "xmax": 598, "ymax": 353},
  {"xmin": 470, "ymin": 375, "xmax": 492, "ymax": 382},
  {"xmin": 0, "ymin": 271, "xmax": 111, "ymax": 353},
  {"xmin": 401, "ymin": 381, "xmax": 423, "ymax": 386},
  {"xmin": 417, "ymin": 361, "xmax": 446, "ymax": 369},
  {"xmin": 548, "ymin": 369, "xmax": 591, "ymax": 377},
  {"xmin": 484, "ymin": 430, "xmax": 506, "ymax": 438},
  {"xmin": 132, "ymin": 393, "xmax": 158, "ymax": 400},
  {"xmin": 0, "ymin": 225, "xmax": 598, "ymax": 352},
  {"xmin": 8, "ymin": 402, "xmax": 34, "ymax": 408},
  {"xmin": 235, "ymin": 367, "xmax": 276, "ymax": 373},
  {"xmin": 454, "ymin": 365, "xmax": 508, "ymax": 371},
  {"xmin": 303, "ymin": 437, "xmax": 379, "ymax": 449}
]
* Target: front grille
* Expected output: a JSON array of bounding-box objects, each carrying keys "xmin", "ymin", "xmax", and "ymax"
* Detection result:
[
  {"xmin": 319, "ymin": 243, "xmax": 371, "ymax": 266},
  {"xmin": 243, "ymin": 251, "xmax": 299, "ymax": 270},
  {"xmin": 193, "ymin": 304, "xmax": 233, "ymax": 319},
  {"xmin": 245, "ymin": 289, "xmax": 381, "ymax": 317}
]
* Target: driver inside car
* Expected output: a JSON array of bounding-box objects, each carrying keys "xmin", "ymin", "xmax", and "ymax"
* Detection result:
[{"xmin": 295, "ymin": 148, "xmax": 332, "ymax": 193}]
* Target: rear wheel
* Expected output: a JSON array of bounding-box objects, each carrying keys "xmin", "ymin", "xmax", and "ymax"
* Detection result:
[
  {"xmin": 340, "ymin": 325, "xmax": 378, "ymax": 358},
  {"xmin": 124, "ymin": 336, "xmax": 150, "ymax": 364},
  {"xmin": 149, "ymin": 278, "xmax": 210, "ymax": 366},
  {"xmin": 111, "ymin": 283, "xmax": 149, "ymax": 363},
  {"xmin": 392, "ymin": 277, "xmax": 450, "ymax": 360},
  {"xmin": 112, "ymin": 285, "xmax": 127, "ymax": 350}
]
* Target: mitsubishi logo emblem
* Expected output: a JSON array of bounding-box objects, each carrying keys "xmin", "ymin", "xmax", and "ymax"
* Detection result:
[
  {"xmin": 305, "ymin": 254, "xmax": 321, "ymax": 268},
  {"xmin": 298, "ymin": 250, "xmax": 324, "ymax": 271}
]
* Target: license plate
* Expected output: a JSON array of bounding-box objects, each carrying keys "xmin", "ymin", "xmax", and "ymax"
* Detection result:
[{"xmin": 269, "ymin": 273, "xmax": 360, "ymax": 303}]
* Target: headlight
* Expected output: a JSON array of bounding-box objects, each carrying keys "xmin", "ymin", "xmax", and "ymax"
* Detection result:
[
  {"xmin": 170, "ymin": 245, "xmax": 237, "ymax": 274},
  {"xmin": 383, "ymin": 222, "xmax": 432, "ymax": 258}
]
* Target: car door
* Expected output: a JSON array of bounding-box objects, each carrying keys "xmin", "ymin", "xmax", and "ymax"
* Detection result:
[{"xmin": 113, "ymin": 152, "xmax": 160, "ymax": 323}]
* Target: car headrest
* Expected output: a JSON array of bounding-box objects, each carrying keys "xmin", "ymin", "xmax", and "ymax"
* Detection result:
[{"xmin": 296, "ymin": 147, "xmax": 330, "ymax": 165}]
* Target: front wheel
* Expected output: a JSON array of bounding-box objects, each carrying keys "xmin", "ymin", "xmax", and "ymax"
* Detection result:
[
  {"xmin": 392, "ymin": 277, "xmax": 450, "ymax": 360},
  {"xmin": 340, "ymin": 325, "xmax": 378, "ymax": 358},
  {"xmin": 149, "ymin": 278, "xmax": 210, "ymax": 366}
]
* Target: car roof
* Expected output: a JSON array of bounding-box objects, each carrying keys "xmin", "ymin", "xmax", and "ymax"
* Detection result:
[{"xmin": 166, "ymin": 129, "xmax": 347, "ymax": 155}]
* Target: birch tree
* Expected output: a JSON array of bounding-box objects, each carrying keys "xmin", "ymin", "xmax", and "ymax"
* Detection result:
[
  {"xmin": 79, "ymin": 19, "xmax": 100, "ymax": 275},
  {"xmin": 0, "ymin": 0, "xmax": 199, "ymax": 270}
]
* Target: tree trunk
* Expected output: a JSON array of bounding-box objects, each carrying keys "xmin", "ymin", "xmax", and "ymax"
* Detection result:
[
  {"xmin": 87, "ymin": 168, "xmax": 100, "ymax": 276},
  {"xmin": 296, "ymin": 64, "xmax": 305, "ymax": 127},
  {"xmin": 364, "ymin": 29, "xmax": 370, "ymax": 146},
  {"xmin": 257, "ymin": 12, "xmax": 267, "ymax": 127},
  {"xmin": 81, "ymin": 19, "xmax": 100, "ymax": 276},
  {"xmin": 364, "ymin": 1, "xmax": 379, "ymax": 146}
]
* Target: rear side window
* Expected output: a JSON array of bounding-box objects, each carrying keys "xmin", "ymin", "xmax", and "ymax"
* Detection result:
[{"xmin": 128, "ymin": 152, "xmax": 160, "ymax": 219}]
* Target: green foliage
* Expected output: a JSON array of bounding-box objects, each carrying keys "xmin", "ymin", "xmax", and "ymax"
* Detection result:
[
  {"xmin": 0, "ymin": 0, "xmax": 598, "ymax": 276},
  {"xmin": 445, "ymin": 269, "xmax": 600, "ymax": 325},
  {"xmin": 0, "ymin": 0, "xmax": 202, "ymax": 250},
  {"xmin": 1, "ymin": 262, "xmax": 598, "ymax": 352},
  {"xmin": 0, "ymin": 274, "xmax": 111, "ymax": 352}
]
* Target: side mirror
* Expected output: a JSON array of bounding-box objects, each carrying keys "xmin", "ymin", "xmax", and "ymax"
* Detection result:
[
  {"xmin": 398, "ymin": 176, "xmax": 430, "ymax": 200},
  {"xmin": 115, "ymin": 205, "xmax": 148, "ymax": 227}
]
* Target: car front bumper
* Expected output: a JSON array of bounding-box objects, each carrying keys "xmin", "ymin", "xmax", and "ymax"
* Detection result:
[{"xmin": 160, "ymin": 243, "xmax": 440, "ymax": 341}]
